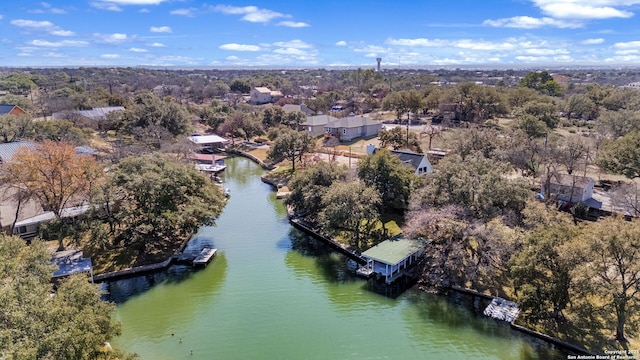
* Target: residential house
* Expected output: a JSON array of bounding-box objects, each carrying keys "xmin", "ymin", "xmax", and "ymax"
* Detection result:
[
  {"xmin": 356, "ymin": 235, "xmax": 427, "ymax": 284},
  {"xmin": 366, "ymin": 145, "xmax": 433, "ymax": 175},
  {"xmin": 0, "ymin": 104, "xmax": 28, "ymax": 116},
  {"xmin": 300, "ymin": 114, "xmax": 339, "ymax": 137},
  {"xmin": 542, "ymin": 173, "xmax": 595, "ymax": 204},
  {"xmin": 282, "ymin": 103, "xmax": 312, "ymax": 116},
  {"xmin": 324, "ymin": 115, "xmax": 382, "ymax": 141},
  {"xmin": 250, "ymin": 87, "xmax": 283, "ymax": 105},
  {"xmin": 12, "ymin": 205, "xmax": 91, "ymax": 241}
]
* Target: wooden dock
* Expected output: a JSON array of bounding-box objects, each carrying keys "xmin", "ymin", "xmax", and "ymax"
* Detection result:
[{"xmin": 193, "ymin": 248, "xmax": 217, "ymax": 267}]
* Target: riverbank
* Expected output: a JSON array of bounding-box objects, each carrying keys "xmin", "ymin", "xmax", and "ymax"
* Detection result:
[
  {"xmin": 202, "ymin": 152, "xmax": 597, "ymax": 357},
  {"xmin": 114, "ymin": 155, "xmax": 557, "ymax": 359}
]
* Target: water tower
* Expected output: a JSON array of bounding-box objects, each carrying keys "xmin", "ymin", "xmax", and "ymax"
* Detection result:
[{"xmin": 376, "ymin": 57, "xmax": 382, "ymax": 72}]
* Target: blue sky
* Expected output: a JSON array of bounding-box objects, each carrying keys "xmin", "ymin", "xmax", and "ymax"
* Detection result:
[{"xmin": 1, "ymin": 0, "xmax": 640, "ymax": 68}]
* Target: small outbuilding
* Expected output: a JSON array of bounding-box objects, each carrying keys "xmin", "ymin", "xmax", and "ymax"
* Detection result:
[{"xmin": 357, "ymin": 235, "xmax": 427, "ymax": 284}]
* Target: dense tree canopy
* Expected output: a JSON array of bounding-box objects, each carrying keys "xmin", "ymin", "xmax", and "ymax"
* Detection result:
[
  {"xmin": 1, "ymin": 141, "xmax": 105, "ymax": 249},
  {"xmin": 104, "ymin": 153, "xmax": 226, "ymax": 258},
  {"xmin": 0, "ymin": 235, "xmax": 129, "ymax": 359},
  {"xmin": 519, "ymin": 71, "xmax": 562, "ymax": 97},
  {"xmin": 577, "ymin": 216, "xmax": 640, "ymax": 342},
  {"xmin": 319, "ymin": 181, "xmax": 381, "ymax": 250},
  {"xmin": 286, "ymin": 161, "xmax": 347, "ymax": 221},
  {"xmin": 357, "ymin": 149, "xmax": 417, "ymax": 211},
  {"xmin": 0, "ymin": 114, "xmax": 34, "ymax": 143},
  {"xmin": 597, "ymin": 131, "xmax": 640, "ymax": 179},
  {"xmin": 412, "ymin": 154, "xmax": 529, "ymax": 219},
  {"xmin": 267, "ymin": 127, "xmax": 313, "ymax": 171},
  {"xmin": 114, "ymin": 92, "xmax": 190, "ymax": 137},
  {"xmin": 510, "ymin": 222, "xmax": 579, "ymax": 322}
]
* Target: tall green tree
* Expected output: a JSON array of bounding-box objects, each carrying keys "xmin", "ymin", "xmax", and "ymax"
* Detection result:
[
  {"xmin": 114, "ymin": 92, "xmax": 190, "ymax": 137},
  {"xmin": 377, "ymin": 127, "xmax": 421, "ymax": 152},
  {"xmin": 319, "ymin": 182, "xmax": 381, "ymax": 250},
  {"xmin": 267, "ymin": 127, "xmax": 313, "ymax": 171},
  {"xmin": 0, "ymin": 114, "xmax": 34, "ymax": 143},
  {"xmin": 519, "ymin": 71, "xmax": 562, "ymax": 96},
  {"xmin": 0, "ymin": 235, "xmax": 130, "ymax": 359},
  {"xmin": 518, "ymin": 100, "xmax": 560, "ymax": 129},
  {"xmin": 510, "ymin": 222, "xmax": 579, "ymax": 322},
  {"xmin": 597, "ymin": 131, "xmax": 640, "ymax": 179},
  {"xmin": 286, "ymin": 162, "xmax": 347, "ymax": 221},
  {"xmin": 357, "ymin": 149, "xmax": 416, "ymax": 211},
  {"xmin": 578, "ymin": 216, "xmax": 640, "ymax": 342},
  {"xmin": 413, "ymin": 154, "xmax": 529, "ymax": 219},
  {"xmin": 106, "ymin": 153, "xmax": 226, "ymax": 257},
  {"xmin": 381, "ymin": 89, "xmax": 423, "ymax": 121}
]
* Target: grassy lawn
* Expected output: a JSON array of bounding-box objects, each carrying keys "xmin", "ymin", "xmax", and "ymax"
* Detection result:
[{"xmin": 248, "ymin": 147, "xmax": 269, "ymax": 161}]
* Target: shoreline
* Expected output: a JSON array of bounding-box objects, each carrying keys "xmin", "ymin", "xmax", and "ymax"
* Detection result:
[{"xmin": 102, "ymin": 153, "xmax": 600, "ymax": 357}]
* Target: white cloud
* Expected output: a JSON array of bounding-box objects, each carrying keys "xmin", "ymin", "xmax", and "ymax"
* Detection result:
[
  {"xmin": 615, "ymin": 49, "xmax": 639, "ymax": 55},
  {"xmin": 605, "ymin": 54, "xmax": 640, "ymax": 62},
  {"xmin": 531, "ymin": 0, "xmax": 636, "ymax": 19},
  {"xmin": 515, "ymin": 55, "xmax": 549, "ymax": 62},
  {"xmin": 97, "ymin": 0, "xmax": 167, "ymax": 4},
  {"xmin": 273, "ymin": 48, "xmax": 307, "ymax": 56},
  {"xmin": 101, "ymin": 54, "xmax": 121, "ymax": 58},
  {"xmin": 29, "ymin": 2, "xmax": 66, "ymax": 14},
  {"xmin": 29, "ymin": 39, "xmax": 89, "ymax": 47},
  {"xmin": 454, "ymin": 39, "xmax": 516, "ymax": 51},
  {"xmin": 139, "ymin": 8, "xmax": 150, "ymax": 13},
  {"xmin": 94, "ymin": 33, "xmax": 129, "ymax": 43},
  {"xmin": 272, "ymin": 40, "xmax": 312, "ymax": 49},
  {"xmin": 335, "ymin": 41, "xmax": 347, "ymax": 46},
  {"xmin": 213, "ymin": 5, "xmax": 288, "ymax": 23},
  {"xmin": 582, "ymin": 38, "xmax": 605, "ymax": 45},
  {"xmin": 170, "ymin": 8, "xmax": 196, "ymax": 16},
  {"xmin": 150, "ymin": 26, "xmax": 172, "ymax": 33},
  {"xmin": 11, "ymin": 19, "xmax": 76, "ymax": 36},
  {"xmin": 483, "ymin": 16, "xmax": 582, "ymax": 28},
  {"xmin": 150, "ymin": 42, "xmax": 167, "ymax": 47},
  {"xmin": 385, "ymin": 38, "xmax": 447, "ymax": 47},
  {"xmin": 219, "ymin": 43, "xmax": 261, "ymax": 51},
  {"xmin": 128, "ymin": 47, "xmax": 148, "ymax": 52},
  {"xmin": 50, "ymin": 30, "xmax": 75, "ymax": 36},
  {"xmin": 90, "ymin": 2, "xmax": 122, "ymax": 11},
  {"xmin": 613, "ymin": 40, "xmax": 640, "ymax": 49},
  {"xmin": 353, "ymin": 45, "xmax": 388, "ymax": 54},
  {"xmin": 521, "ymin": 48, "xmax": 569, "ymax": 55},
  {"xmin": 277, "ymin": 21, "xmax": 310, "ymax": 28},
  {"xmin": 42, "ymin": 52, "xmax": 67, "ymax": 58}
]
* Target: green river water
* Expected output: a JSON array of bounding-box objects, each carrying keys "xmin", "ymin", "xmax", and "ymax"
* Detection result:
[{"xmin": 110, "ymin": 156, "xmax": 565, "ymax": 360}]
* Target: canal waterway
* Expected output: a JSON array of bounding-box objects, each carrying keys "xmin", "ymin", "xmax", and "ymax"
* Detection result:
[{"xmin": 110, "ymin": 156, "xmax": 565, "ymax": 360}]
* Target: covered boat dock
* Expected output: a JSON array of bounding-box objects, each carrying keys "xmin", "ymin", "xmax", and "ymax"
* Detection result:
[{"xmin": 357, "ymin": 235, "xmax": 427, "ymax": 284}]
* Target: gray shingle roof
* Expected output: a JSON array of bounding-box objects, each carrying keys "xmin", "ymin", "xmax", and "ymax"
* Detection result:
[
  {"xmin": 302, "ymin": 115, "xmax": 339, "ymax": 126},
  {"xmin": 389, "ymin": 150, "xmax": 425, "ymax": 171},
  {"xmin": 325, "ymin": 115, "xmax": 380, "ymax": 128}
]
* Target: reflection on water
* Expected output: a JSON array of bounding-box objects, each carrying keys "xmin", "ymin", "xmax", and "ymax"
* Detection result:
[{"xmin": 112, "ymin": 157, "xmax": 567, "ymax": 360}]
